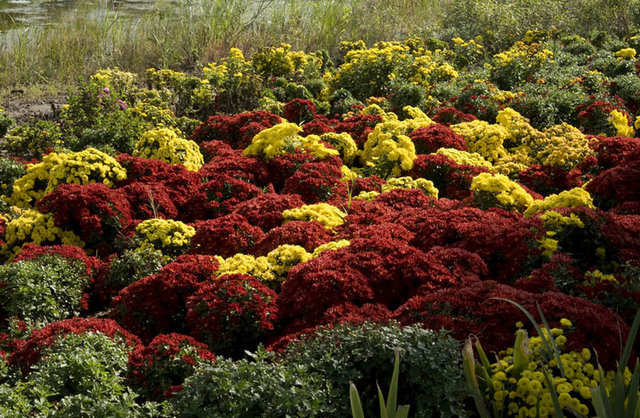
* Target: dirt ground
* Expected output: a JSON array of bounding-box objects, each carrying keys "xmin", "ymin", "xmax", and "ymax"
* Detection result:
[{"xmin": 1, "ymin": 91, "xmax": 67, "ymax": 123}]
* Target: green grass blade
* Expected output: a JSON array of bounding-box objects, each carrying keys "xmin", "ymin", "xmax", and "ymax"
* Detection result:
[
  {"xmin": 378, "ymin": 383, "xmax": 388, "ymax": 418},
  {"xmin": 591, "ymin": 387, "xmax": 609, "ymax": 418},
  {"xmin": 615, "ymin": 369, "xmax": 626, "ymax": 416},
  {"xmin": 542, "ymin": 366, "xmax": 565, "ymax": 418},
  {"xmin": 395, "ymin": 405, "xmax": 410, "ymax": 418},
  {"xmin": 625, "ymin": 361, "xmax": 640, "ymax": 418},
  {"xmin": 462, "ymin": 340, "xmax": 492, "ymax": 418},
  {"xmin": 620, "ymin": 309, "xmax": 640, "ymax": 371},
  {"xmin": 535, "ymin": 301, "xmax": 565, "ymax": 377},
  {"xmin": 386, "ymin": 348, "xmax": 401, "ymax": 417},
  {"xmin": 597, "ymin": 364, "xmax": 616, "ymax": 417},
  {"xmin": 350, "ymin": 382, "xmax": 365, "ymax": 418}
]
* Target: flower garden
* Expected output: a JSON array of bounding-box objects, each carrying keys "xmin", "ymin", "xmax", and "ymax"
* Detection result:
[{"xmin": 0, "ymin": 31, "xmax": 640, "ymax": 416}]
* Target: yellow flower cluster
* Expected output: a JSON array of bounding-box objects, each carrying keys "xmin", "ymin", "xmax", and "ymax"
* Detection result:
[
  {"xmin": 2, "ymin": 209, "xmax": 83, "ymax": 257},
  {"xmin": 485, "ymin": 325, "xmax": 617, "ymax": 417},
  {"xmin": 525, "ymin": 188, "xmax": 595, "ymax": 216},
  {"xmin": 243, "ymin": 122, "xmax": 339, "ymax": 160},
  {"xmin": 609, "ymin": 109, "xmax": 635, "ymax": 137},
  {"xmin": 451, "ymin": 120, "xmax": 509, "ymax": 163},
  {"xmin": 133, "ymin": 127, "xmax": 204, "ymax": 171},
  {"xmin": 312, "ymin": 239, "xmax": 351, "ymax": 257},
  {"xmin": 381, "ymin": 176, "xmax": 439, "ymax": 198},
  {"xmin": 585, "ymin": 269, "xmax": 618, "ymax": 284},
  {"xmin": 282, "ymin": 203, "xmax": 346, "ymax": 230},
  {"xmin": 251, "ymin": 43, "xmax": 317, "ymax": 76},
  {"xmin": 470, "ymin": 173, "xmax": 533, "ymax": 212},
  {"xmin": 90, "ymin": 68, "xmax": 138, "ymax": 92},
  {"xmin": 319, "ymin": 132, "xmax": 359, "ymax": 165},
  {"xmin": 9, "ymin": 148, "xmax": 127, "ymax": 208},
  {"xmin": 134, "ymin": 218, "xmax": 195, "ymax": 257},
  {"xmin": 436, "ymin": 147, "xmax": 494, "ymax": 170},
  {"xmin": 492, "ymin": 41, "xmax": 554, "ymax": 70},
  {"xmin": 409, "ymin": 53, "xmax": 459, "ymax": 86},
  {"xmin": 353, "ymin": 190, "xmax": 380, "ymax": 201},
  {"xmin": 616, "ymin": 48, "xmax": 637, "ymax": 60},
  {"xmin": 360, "ymin": 113, "xmax": 424, "ymax": 178},
  {"xmin": 496, "ymin": 108, "xmax": 540, "ymax": 149},
  {"xmin": 266, "ymin": 244, "xmax": 313, "ymax": 283},
  {"xmin": 216, "ymin": 253, "xmax": 273, "ymax": 282}
]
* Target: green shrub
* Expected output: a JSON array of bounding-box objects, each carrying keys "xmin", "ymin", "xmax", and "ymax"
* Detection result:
[
  {"xmin": 107, "ymin": 248, "xmax": 165, "ymax": 292},
  {"xmin": 283, "ymin": 322, "xmax": 468, "ymax": 418},
  {"xmin": 0, "ymin": 111, "xmax": 13, "ymax": 138},
  {"xmin": 1, "ymin": 120, "xmax": 64, "ymax": 160},
  {"xmin": 170, "ymin": 348, "xmax": 335, "ymax": 417},
  {"xmin": 0, "ymin": 255, "xmax": 89, "ymax": 326},
  {"xmin": 0, "ymin": 157, "xmax": 26, "ymax": 196},
  {"xmin": 0, "ymin": 332, "xmax": 166, "ymax": 417}
]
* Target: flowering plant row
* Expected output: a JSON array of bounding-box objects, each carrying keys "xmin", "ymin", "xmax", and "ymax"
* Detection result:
[{"xmin": 1, "ymin": 32, "xmax": 640, "ymax": 416}]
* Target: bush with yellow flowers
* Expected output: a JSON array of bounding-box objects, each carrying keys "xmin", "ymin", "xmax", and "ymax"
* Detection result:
[
  {"xmin": 470, "ymin": 172, "xmax": 533, "ymax": 212},
  {"xmin": 266, "ymin": 244, "xmax": 313, "ymax": 285},
  {"xmin": 133, "ymin": 218, "xmax": 195, "ymax": 257},
  {"xmin": 319, "ymin": 132, "xmax": 358, "ymax": 165},
  {"xmin": 133, "ymin": 127, "xmax": 203, "ymax": 171},
  {"xmin": 525, "ymin": 188, "xmax": 595, "ymax": 216},
  {"xmin": 9, "ymin": 148, "xmax": 127, "ymax": 208},
  {"xmin": 251, "ymin": 43, "xmax": 321, "ymax": 78},
  {"xmin": 1, "ymin": 209, "xmax": 83, "ymax": 258},
  {"xmin": 215, "ymin": 253, "xmax": 274, "ymax": 282},
  {"xmin": 451, "ymin": 120, "xmax": 509, "ymax": 163},
  {"xmin": 282, "ymin": 203, "xmax": 346, "ymax": 231},
  {"xmin": 436, "ymin": 147, "xmax": 494, "ymax": 170},
  {"xmin": 311, "ymin": 239, "xmax": 351, "ymax": 257},
  {"xmin": 466, "ymin": 320, "xmax": 619, "ymax": 418},
  {"xmin": 360, "ymin": 121, "xmax": 418, "ymax": 178},
  {"xmin": 381, "ymin": 176, "xmax": 439, "ymax": 198},
  {"xmin": 243, "ymin": 122, "xmax": 338, "ymax": 160},
  {"xmin": 490, "ymin": 41, "xmax": 554, "ymax": 89}
]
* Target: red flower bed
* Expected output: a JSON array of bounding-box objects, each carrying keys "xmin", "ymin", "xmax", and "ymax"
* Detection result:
[
  {"xmin": 517, "ymin": 164, "xmax": 584, "ymax": 196},
  {"xmin": 431, "ymin": 106, "xmax": 478, "ymax": 125},
  {"xmin": 253, "ymin": 220, "xmax": 332, "ymax": 255},
  {"xmin": 37, "ymin": 183, "xmax": 133, "ymax": 253},
  {"xmin": 186, "ymin": 274, "xmax": 278, "ymax": 356},
  {"xmin": 121, "ymin": 181, "xmax": 179, "ymax": 221},
  {"xmin": 409, "ymin": 153, "xmax": 490, "ymax": 199},
  {"xmin": 232, "ymin": 193, "xmax": 305, "ymax": 231},
  {"xmin": 334, "ymin": 113, "xmax": 382, "ymax": 147},
  {"xmin": 9, "ymin": 318, "xmax": 140, "ymax": 373},
  {"xmin": 127, "ymin": 333, "xmax": 216, "ymax": 400},
  {"xmin": 281, "ymin": 160, "xmax": 347, "ymax": 204},
  {"xmin": 189, "ymin": 110, "xmax": 282, "ymax": 149},
  {"xmin": 199, "ymin": 150, "xmax": 270, "ymax": 186},
  {"xmin": 409, "ymin": 123, "xmax": 467, "ymax": 154},
  {"xmin": 189, "ymin": 214, "xmax": 265, "ymax": 257}
]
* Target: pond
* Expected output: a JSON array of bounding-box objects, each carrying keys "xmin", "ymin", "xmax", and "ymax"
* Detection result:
[{"xmin": 0, "ymin": 0, "xmax": 169, "ymax": 31}]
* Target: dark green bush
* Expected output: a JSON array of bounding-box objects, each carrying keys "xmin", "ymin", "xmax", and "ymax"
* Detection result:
[
  {"xmin": 0, "ymin": 332, "xmax": 166, "ymax": 417},
  {"xmin": 0, "ymin": 111, "xmax": 13, "ymax": 138},
  {"xmin": 0, "ymin": 120, "xmax": 63, "ymax": 160},
  {"xmin": 0, "ymin": 157, "xmax": 26, "ymax": 196},
  {"xmin": 282, "ymin": 322, "xmax": 468, "ymax": 418},
  {"xmin": 0, "ymin": 255, "xmax": 89, "ymax": 326},
  {"xmin": 170, "ymin": 348, "xmax": 335, "ymax": 417}
]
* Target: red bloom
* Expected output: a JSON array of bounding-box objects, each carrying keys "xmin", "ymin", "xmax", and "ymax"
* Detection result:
[
  {"xmin": 37, "ymin": 183, "xmax": 133, "ymax": 254},
  {"xmin": 409, "ymin": 123, "xmax": 467, "ymax": 154},
  {"xmin": 253, "ymin": 220, "xmax": 332, "ymax": 255},
  {"xmin": 232, "ymin": 193, "xmax": 305, "ymax": 231},
  {"xmin": 431, "ymin": 106, "xmax": 478, "ymax": 125},
  {"xmin": 186, "ymin": 274, "xmax": 278, "ymax": 356},
  {"xmin": 9, "ymin": 318, "xmax": 140, "ymax": 373},
  {"xmin": 199, "ymin": 150, "xmax": 270, "ymax": 186},
  {"xmin": 189, "ymin": 214, "xmax": 265, "ymax": 257},
  {"xmin": 127, "ymin": 333, "xmax": 215, "ymax": 401},
  {"xmin": 334, "ymin": 113, "xmax": 382, "ymax": 147},
  {"xmin": 189, "ymin": 110, "xmax": 282, "ymax": 149}
]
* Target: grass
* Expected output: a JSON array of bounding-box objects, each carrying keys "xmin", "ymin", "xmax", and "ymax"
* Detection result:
[{"xmin": 0, "ymin": 0, "xmax": 639, "ymax": 91}]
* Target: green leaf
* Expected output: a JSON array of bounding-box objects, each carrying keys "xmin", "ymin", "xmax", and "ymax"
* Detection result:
[
  {"xmin": 349, "ymin": 382, "xmax": 365, "ymax": 418},
  {"xmin": 620, "ymin": 309, "xmax": 640, "ymax": 372},
  {"xmin": 386, "ymin": 348, "xmax": 401, "ymax": 418},
  {"xmin": 378, "ymin": 382, "xmax": 388, "ymax": 418},
  {"xmin": 624, "ymin": 361, "xmax": 640, "ymax": 418},
  {"xmin": 395, "ymin": 405, "xmax": 410, "ymax": 418},
  {"xmin": 541, "ymin": 366, "xmax": 565, "ymax": 418},
  {"xmin": 462, "ymin": 339, "xmax": 492, "ymax": 418}
]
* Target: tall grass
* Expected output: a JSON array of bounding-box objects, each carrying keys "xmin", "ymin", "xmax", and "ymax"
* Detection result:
[{"xmin": 0, "ymin": 0, "xmax": 639, "ymax": 90}]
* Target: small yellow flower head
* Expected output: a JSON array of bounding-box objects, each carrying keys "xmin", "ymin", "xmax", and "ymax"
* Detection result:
[
  {"xmin": 266, "ymin": 244, "xmax": 312, "ymax": 283},
  {"xmin": 525, "ymin": 188, "xmax": 594, "ymax": 216},
  {"xmin": 560, "ymin": 318, "xmax": 573, "ymax": 328},
  {"xmin": 216, "ymin": 253, "xmax": 273, "ymax": 283},
  {"xmin": 134, "ymin": 218, "xmax": 195, "ymax": 257},
  {"xmin": 471, "ymin": 172, "xmax": 533, "ymax": 212},
  {"xmin": 312, "ymin": 239, "xmax": 351, "ymax": 257},
  {"xmin": 436, "ymin": 147, "xmax": 494, "ymax": 170},
  {"xmin": 381, "ymin": 176, "xmax": 438, "ymax": 198},
  {"xmin": 244, "ymin": 123, "xmax": 338, "ymax": 160},
  {"xmin": 282, "ymin": 203, "xmax": 346, "ymax": 230},
  {"xmin": 133, "ymin": 127, "xmax": 203, "ymax": 171},
  {"xmin": 451, "ymin": 119, "xmax": 509, "ymax": 163},
  {"xmin": 609, "ymin": 109, "xmax": 635, "ymax": 137},
  {"xmin": 616, "ymin": 48, "xmax": 637, "ymax": 59}
]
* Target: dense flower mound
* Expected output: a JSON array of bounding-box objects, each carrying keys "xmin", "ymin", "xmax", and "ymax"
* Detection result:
[{"xmin": 3, "ymin": 34, "xmax": 640, "ymax": 416}]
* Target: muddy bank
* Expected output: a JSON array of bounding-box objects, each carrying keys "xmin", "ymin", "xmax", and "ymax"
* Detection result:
[{"xmin": 1, "ymin": 91, "xmax": 67, "ymax": 123}]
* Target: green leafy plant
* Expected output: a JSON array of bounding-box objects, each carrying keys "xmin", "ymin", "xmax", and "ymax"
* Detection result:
[{"xmin": 350, "ymin": 347, "xmax": 410, "ymax": 418}]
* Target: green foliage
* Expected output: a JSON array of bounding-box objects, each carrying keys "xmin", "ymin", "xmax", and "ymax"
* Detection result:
[
  {"xmin": 0, "ymin": 255, "xmax": 89, "ymax": 326},
  {"xmin": 106, "ymin": 248, "xmax": 165, "ymax": 292},
  {"xmin": 0, "ymin": 332, "xmax": 166, "ymax": 417},
  {"xmin": 0, "ymin": 111, "xmax": 13, "ymax": 138},
  {"xmin": 350, "ymin": 347, "xmax": 410, "ymax": 418},
  {"xmin": 0, "ymin": 157, "xmax": 26, "ymax": 196},
  {"xmin": 170, "ymin": 348, "xmax": 335, "ymax": 417},
  {"xmin": 1, "ymin": 120, "xmax": 64, "ymax": 160},
  {"xmin": 283, "ymin": 322, "xmax": 467, "ymax": 417}
]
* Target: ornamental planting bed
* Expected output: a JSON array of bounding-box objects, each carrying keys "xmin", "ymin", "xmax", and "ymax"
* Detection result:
[{"xmin": 0, "ymin": 33, "xmax": 639, "ymax": 416}]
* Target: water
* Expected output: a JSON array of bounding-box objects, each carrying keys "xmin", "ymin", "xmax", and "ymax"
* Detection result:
[{"xmin": 0, "ymin": 0, "xmax": 168, "ymax": 31}]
